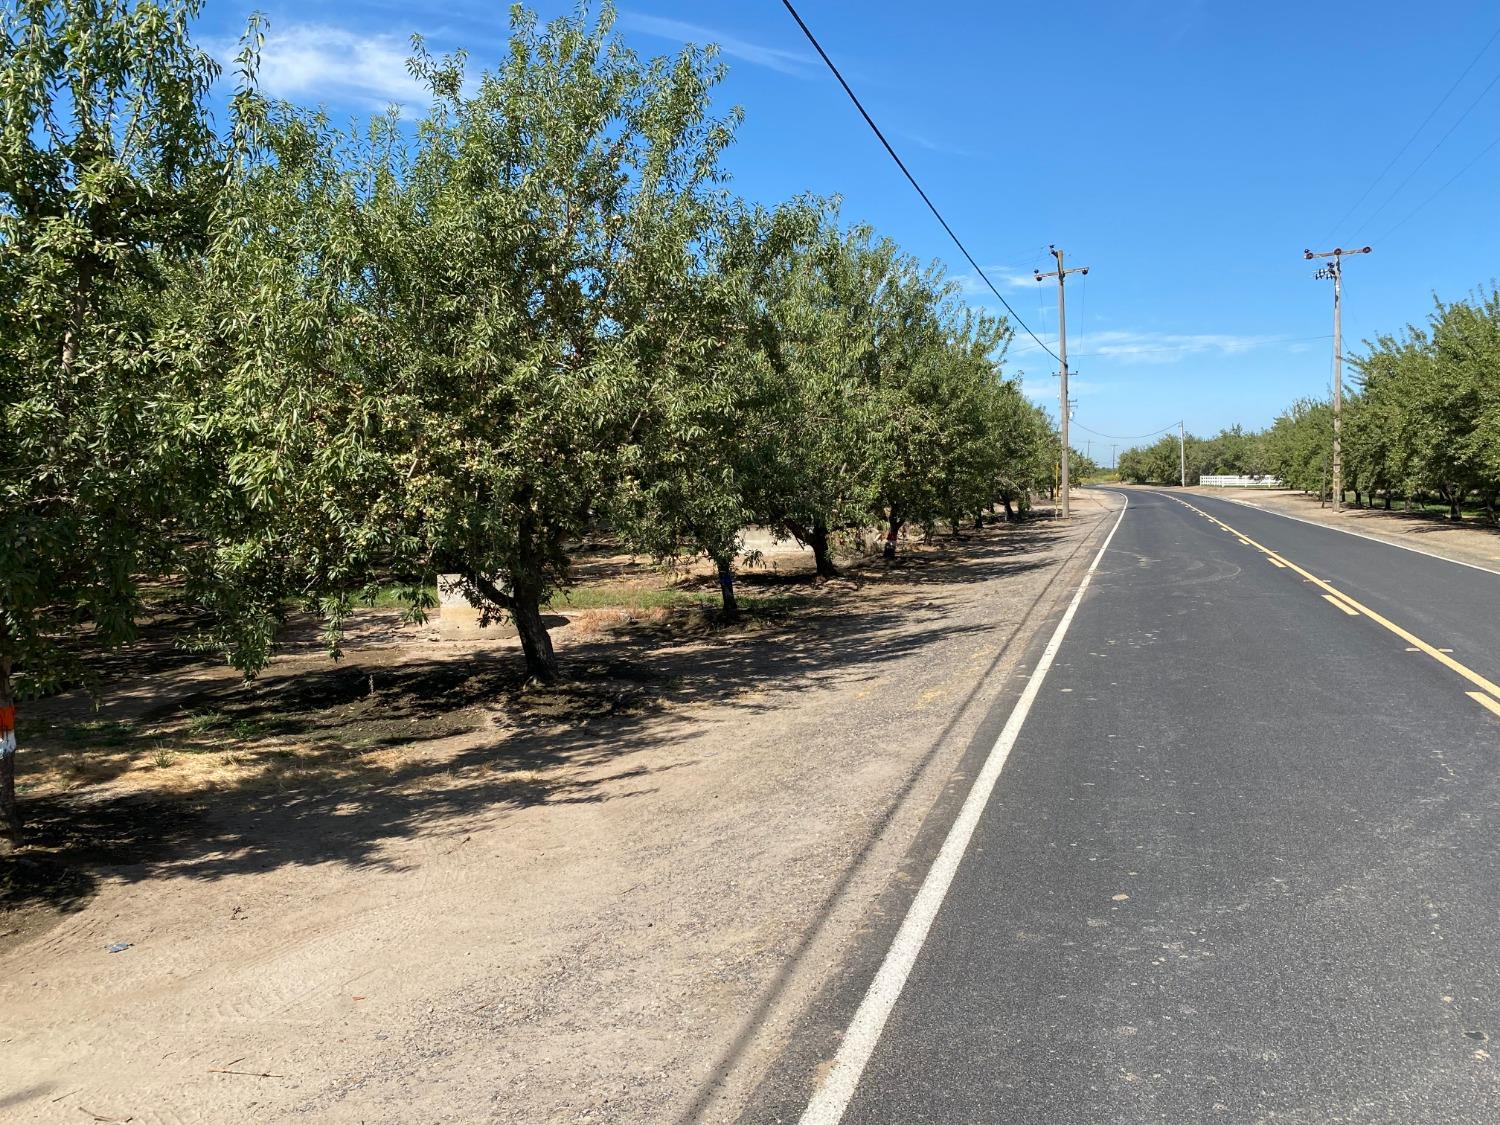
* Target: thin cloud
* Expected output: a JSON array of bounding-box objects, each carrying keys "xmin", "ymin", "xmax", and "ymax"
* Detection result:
[
  {"xmin": 239, "ymin": 24, "xmax": 429, "ymax": 109},
  {"xmin": 1009, "ymin": 330, "xmax": 1286, "ymax": 364},
  {"xmin": 619, "ymin": 12, "xmax": 814, "ymax": 76},
  {"xmin": 952, "ymin": 269, "xmax": 1040, "ymax": 297},
  {"xmin": 899, "ymin": 130, "xmax": 981, "ymax": 159},
  {"xmin": 1021, "ymin": 375, "xmax": 1054, "ymax": 401},
  {"xmin": 1021, "ymin": 375, "xmax": 1106, "ymax": 402},
  {"xmin": 1079, "ymin": 331, "xmax": 1274, "ymax": 361}
]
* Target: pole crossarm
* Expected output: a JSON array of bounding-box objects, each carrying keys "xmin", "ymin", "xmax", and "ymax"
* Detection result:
[{"xmin": 1303, "ymin": 245, "xmax": 1372, "ymax": 260}]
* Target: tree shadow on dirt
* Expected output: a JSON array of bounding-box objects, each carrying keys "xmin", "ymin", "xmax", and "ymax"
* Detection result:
[
  {"xmin": 1278, "ymin": 495, "xmax": 1500, "ymax": 537},
  {"xmin": 1361, "ymin": 512, "xmax": 1500, "ymax": 537},
  {"xmin": 3, "ymin": 517, "xmax": 1070, "ymax": 915}
]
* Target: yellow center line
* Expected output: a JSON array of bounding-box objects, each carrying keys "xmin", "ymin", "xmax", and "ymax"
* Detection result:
[
  {"xmin": 1169, "ymin": 495, "xmax": 1500, "ymax": 703},
  {"xmin": 1322, "ymin": 594, "xmax": 1360, "ymax": 616},
  {"xmin": 1267, "ymin": 557, "xmax": 1287, "ymax": 568},
  {"xmin": 1470, "ymin": 692, "xmax": 1500, "ymax": 719}
]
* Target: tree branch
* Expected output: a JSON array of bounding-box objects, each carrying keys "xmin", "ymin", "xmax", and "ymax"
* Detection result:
[{"xmin": 461, "ymin": 567, "xmax": 515, "ymax": 612}]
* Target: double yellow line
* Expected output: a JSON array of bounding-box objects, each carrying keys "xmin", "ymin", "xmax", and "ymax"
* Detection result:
[{"xmin": 1166, "ymin": 494, "xmax": 1500, "ymax": 719}]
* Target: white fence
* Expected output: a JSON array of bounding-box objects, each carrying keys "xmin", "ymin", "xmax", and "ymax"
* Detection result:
[{"xmin": 1201, "ymin": 475, "xmax": 1284, "ymax": 489}]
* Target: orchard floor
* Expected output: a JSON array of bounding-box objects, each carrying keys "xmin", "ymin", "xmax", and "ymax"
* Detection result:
[{"xmin": 1, "ymin": 493, "xmax": 1119, "ymax": 1124}]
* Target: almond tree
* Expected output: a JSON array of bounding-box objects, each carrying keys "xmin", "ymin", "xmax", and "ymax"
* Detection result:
[
  {"xmin": 859, "ymin": 253, "xmax": 968, "ymax": 556},
  {"xmin": 207, "ymin": 5, "xmax": 736, "ymax": 681},
  {"xmin": 0, "ymin": 0, "xmax": 223, "ymax": 847},
  {"xmin": 744, "ymin": 214, "xmax": 894, "ymax": 574},
  {"xmin": 611, "ymin": 242, "xmax": 764, "ymax": 618}
]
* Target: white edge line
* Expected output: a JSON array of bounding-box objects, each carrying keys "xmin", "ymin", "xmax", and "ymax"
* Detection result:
[
  {"xmin": 797, "ymin": 496, "xmax": 1130, "ymax": 1125},
  {"xmin": 1188, "ymin": 491, "xmax": 1500, "ymax": 578}
]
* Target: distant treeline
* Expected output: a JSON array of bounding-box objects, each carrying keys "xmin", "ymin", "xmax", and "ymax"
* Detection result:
[{"xmin": 1117, "ymin": 287, "xmax": 1500, "ymax": 522}]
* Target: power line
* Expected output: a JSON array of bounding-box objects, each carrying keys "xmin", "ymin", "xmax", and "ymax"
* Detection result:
[
  {"xmin": 1072, "ymin": 420, "xmax": 1177, "ymax": 441},
  {"xmin": 1374, "ymin": 131, "xmax": 1500, "ymax": 244},
  {"xmin": 778, "ymin": 0, "xmax": 1059, "ymax": 362},
  {"xmin": 1078, "ymin": 271, "xmax": 1087, "ymax": 356},
  {"xmin": 1321, "ymin": 22, "xmax": 1500, "ymax": 244},
  {"xmin": 1350, "ymin": 64, "xmax": 1500, "ymax": 240}
]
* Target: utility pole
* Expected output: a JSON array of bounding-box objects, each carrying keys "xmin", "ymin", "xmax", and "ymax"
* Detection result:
[
  {"xmin": 1035, "ymin": 246, "xmax": 1089, "ymax": 517},
  {"xmin": 1179, "ymin": 421, "xmax": 1186, "ymax": 486},
  {"xmin": 1304, "ymin": 245, "xmax": 1372, "ymax": 512},
  {"xmin": 1111, "ymin": 444, "xmax": 1118, "ymax": 471}
]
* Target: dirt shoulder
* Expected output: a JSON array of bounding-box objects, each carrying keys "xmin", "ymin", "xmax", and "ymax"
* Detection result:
[
  {"xmin": 1173, "ymin": 486, "xmax": 1500, "ymax": 573},
  {"xmin": 2, "ymin": 493, "xmax": 1119, "ymax": 1124}
]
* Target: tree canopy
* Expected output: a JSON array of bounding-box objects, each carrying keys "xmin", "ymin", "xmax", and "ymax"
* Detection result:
[
  {"xmin": 0, "ymin": 0, "xmax": 227, "ymax": 841},
  {"xmin": 0, "ymin": 1, "xmax": 1067, "ymax": 845}
]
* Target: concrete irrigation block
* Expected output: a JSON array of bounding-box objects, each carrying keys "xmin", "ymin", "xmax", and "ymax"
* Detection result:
[{"xmin": 436, "ymin": 573, "xmax": 517, "ymax": 638}]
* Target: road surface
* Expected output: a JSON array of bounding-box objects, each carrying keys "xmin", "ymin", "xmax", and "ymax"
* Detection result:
[{"xmin": 759, "ymin": 486, "xmax": 1500, "ymax": 1124}]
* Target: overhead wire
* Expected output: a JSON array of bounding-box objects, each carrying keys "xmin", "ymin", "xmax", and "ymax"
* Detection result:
[
  {"xmin": 1034, "ymin": 248, "xmax": 1050, "ymax": 331},
  {"xmin": 1078, "ymin": 271, "xmax": 1087, "ymax": 357},
  {"xmin": 778, "ymin": 0, "xmax": 1060, "ymax": 362},
  {"xmin": 1320, "ymin": 22, "xmax": 1500, "ymax": 244},
  {"xmin": 1071, "ymin": 421, "xmax": 1178, "ymax": 441},
  {"xmin": 1349, "ymin": 64, "xmax": 1500, "ymax": 240},
  {"xmin": 1373, "ymin": 131, "xmax": 1500, "ymax": 244}
]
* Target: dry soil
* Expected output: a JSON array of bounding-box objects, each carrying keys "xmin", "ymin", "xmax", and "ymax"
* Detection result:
[{"xmin": 1, "ymin": 492, "xmax": 1120, "ymax": 1124}]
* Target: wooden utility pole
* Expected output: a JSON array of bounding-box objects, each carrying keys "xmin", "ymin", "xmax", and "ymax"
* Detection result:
[
  {"xmin": 1035, "ymin": 246, "xmax": 1089, "ymax": 517},
  {"xmin": 1179, "ymin": 420, "xmax": 1186, "ymax": 486},
  {"xmin": 1304, "ymin": 245, "xmax": 1371, "ymax": 512}
]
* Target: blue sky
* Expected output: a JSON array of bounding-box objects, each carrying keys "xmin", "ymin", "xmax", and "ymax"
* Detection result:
[{"xmin": 199, "ymin": 1, "xmax": 1500, "ymax": 455}]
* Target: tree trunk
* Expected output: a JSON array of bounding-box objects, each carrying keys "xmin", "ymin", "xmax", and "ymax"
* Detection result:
[
  {"xmin": 973, "ymin": 511, "xmax": 984, "ymax": 531},
  {"xmin": 472, "ymin": 566, "xmax": 558, "ymax": 683},
  {"xmin": 1353, "ymin": 488, "xmax": 1362, "ymax": 509},
  {"xmin": 510, "ymin": 586, "xmax": 559, "ymax": 682},
  {"xmin": 883, "ymin": 509, "xmax": 902, "ymax": 560},
  {"xmin": 0, "ymin": 656, "xmax": 19, "ymax": 854},
  {"xmin": 60, "ymin": 261, "xmax": 94, "ymax": 380},
  {"xmin": 807, "ymin": 524, "xmax": 838, "ymax": 579},
  {"xmin": 1384, "ymin": 492, "xmax": 1391, "ymax": 510},
  {"xmin": 786, "ymin": 520, "xmax": 839, "ymax": 578},
  {"xmin": 715, "ymin": 555, "xmax": 739, "ymax": 620},
  {"xmin": 1445, "ymin": 487, "xmax": 1462, "ymax": 521},
  {"xmin": 1001, "ymin": 495, "xmax": 1016, "ymax": 522}
]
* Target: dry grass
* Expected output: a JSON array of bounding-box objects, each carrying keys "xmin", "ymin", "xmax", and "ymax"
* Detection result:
[
  {"xmin": 15, "ymin": 708, "xmax": 424, "ymax": 803},
  {"xmin": 563, "ymin": 605, "xmax": 677, "ymax": 640}
]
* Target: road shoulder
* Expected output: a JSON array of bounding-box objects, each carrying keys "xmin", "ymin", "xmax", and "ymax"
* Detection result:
[
  {"xmin": 2, "ymin": 493, "xmax": 1123, "ymax": 1125},
  {"xmin": 716, "ymin": 489, "xmax": 1125, "ymax": 1124},
  {"xmin": 1172, "ymin": 486, "xmax": 1500, "ymax": 575}
]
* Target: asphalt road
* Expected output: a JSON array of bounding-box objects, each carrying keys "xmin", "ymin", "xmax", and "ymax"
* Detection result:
[{"xmin": 777, "ymin": 487, "xmax": 1500, "ymax": 1124}]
